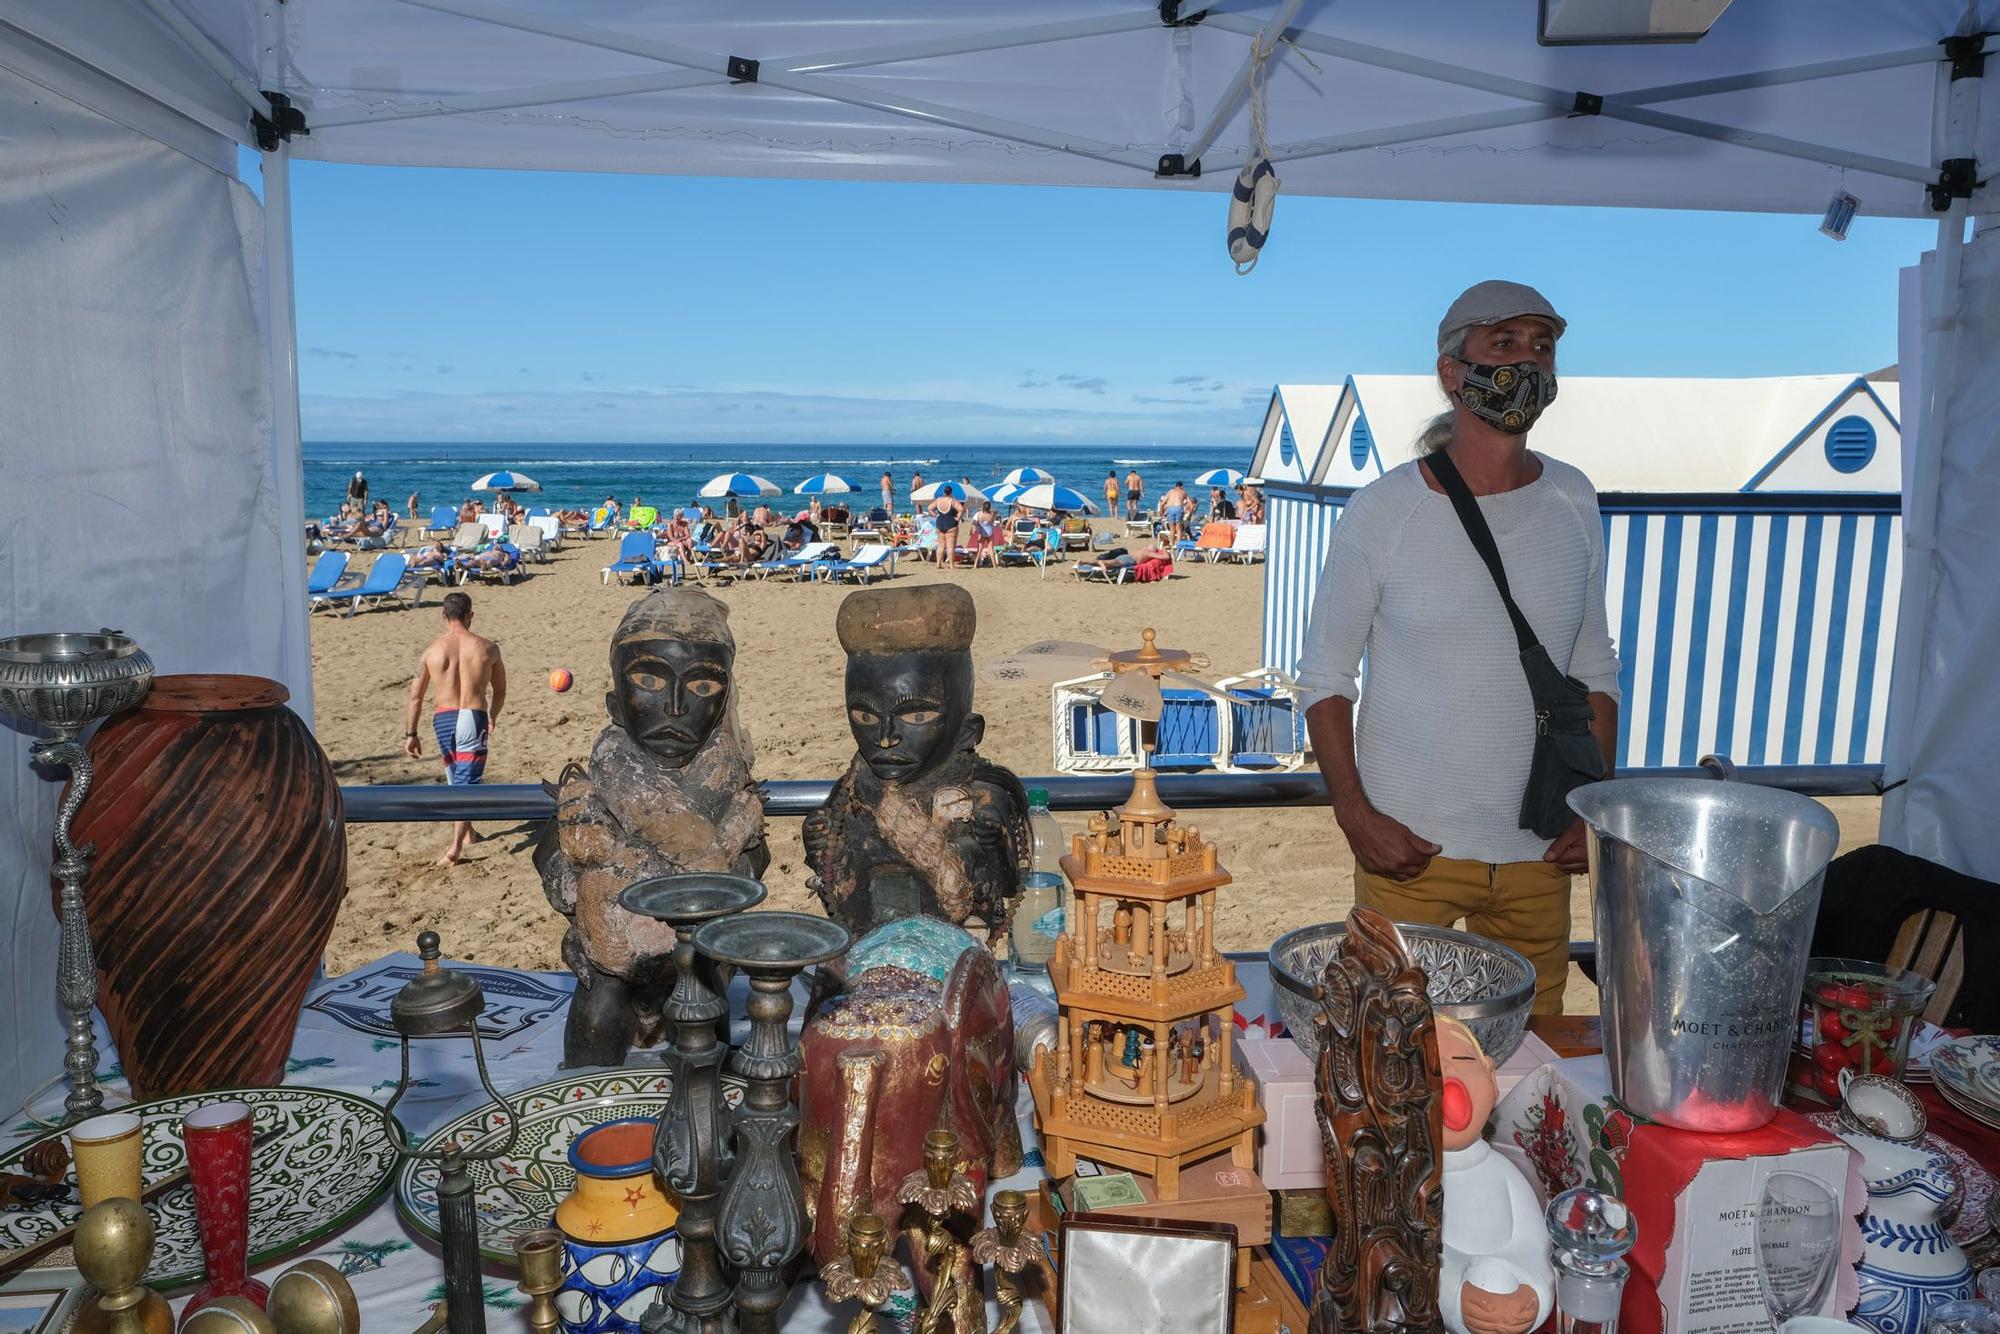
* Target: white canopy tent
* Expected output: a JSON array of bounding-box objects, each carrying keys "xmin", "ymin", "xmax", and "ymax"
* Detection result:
[{"xmin": 3, "ymin": 1, "xmax": 1998, "ymax": 1112}]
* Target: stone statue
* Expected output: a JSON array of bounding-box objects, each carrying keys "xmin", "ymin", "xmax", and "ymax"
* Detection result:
[
  {"xmin": 1310, "ymin": 907, "xmax": 1445, "ymax": 1334},
  {"xmin": 535, "ymin": 589, "xmax": 768, "ymax": 1066},
  {"xmin": 804, "ymin": 584, "xmax": 1029, "ymax": 941}
]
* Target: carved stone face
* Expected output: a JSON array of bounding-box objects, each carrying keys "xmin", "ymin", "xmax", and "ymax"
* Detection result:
[
  {"xmin": 607, "ymin": 637, "xmax": 732, "ymax": 768},
  {"xmin": 844, "ymin": 650, "xmax": 972, "ymax": 784}
]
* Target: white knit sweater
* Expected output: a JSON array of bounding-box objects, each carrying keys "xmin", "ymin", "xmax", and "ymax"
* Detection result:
[{"xmin": 1297, "ymin": 454, "xmax": 1621, "ymax": 864}]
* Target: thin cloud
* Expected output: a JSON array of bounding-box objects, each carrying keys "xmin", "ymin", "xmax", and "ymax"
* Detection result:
[
  {"xmin": 1019, "ymin": 379, "xmax": 1049, "ymax": 389},
  {"xmin": 1056, "ymin": 374, "xmax": 1108, "ymax": 395},
  {"xmin": 436, "ymin": 364, "xmax": 454, "ymax": 374},
  {"xmin": 306, "ymin": 346, "xmax": 359, "ymax": 361}
]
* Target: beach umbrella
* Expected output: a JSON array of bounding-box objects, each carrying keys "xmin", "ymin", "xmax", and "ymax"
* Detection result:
[
  {"xmin": 698, "ymin": 472, "xmax": 781, "ymax": 499},
  {"xmin": 794, "ymin": 473, "xmax": 860, "ymax": 495},
  {"xmin": 1010, "ymin": 483, "xmax": 1098, "ymax": 514},
  {"xmin": 981, "ymin": 482, "xmax": 1030, "ymax": 505},
  {"xmin": 1000, "ymin": 466, "xmax": 1056, "ymax": 486},
  {"xmin": 1193, "ymin": 467, "xmax": 1246, "ymax": 488},
  {"xmin": 912, "ymin": 481, "xmax": 973, "ymax": 502},
  {"xmin": 471, "ymin": 470, "xmax": 542, "ymax": 493}
]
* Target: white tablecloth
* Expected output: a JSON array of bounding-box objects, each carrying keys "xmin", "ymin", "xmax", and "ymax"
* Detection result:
[{"xmin": 4, "ymin": 953, "xmax": 1063, "ymax": 1332}]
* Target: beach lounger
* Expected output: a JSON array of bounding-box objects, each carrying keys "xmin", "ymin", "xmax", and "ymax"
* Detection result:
[
  {"xmin": 627, "ymin": 505, "xmax": 659, "ymax": 530},
  {"xmin": 461, "ymin": 542, "xmax": 524, "ymax": 586},
  {"xmin": 449, "ymin": 522, "xmax": 486, "ymax": 559},
  {"xmin": 816, "ymin": 544, "xmax": 895, "ymax": 584},
  {"xmin": 1059, "ymin": 517, "xmax": 1093, "ymax": 551},
  {"xmin": 601, "ymin": 531, "xmax": 662, "ymax": 585},
  {"xmin": 1216, "ymin": 668, "xmax": 1310, "ymax": 772},
  {"xmin": 1177, "ymin": 521, "xmax": 1237, "ymax": 563},
  {"xmin": 997, "ymin": 528, "xmax": 1062, "ymax": 579},
  {"xmin": 514, "ymin": 525, "xmax": 548, "ymax": 564},
  {"xmin": 478, "ymin": 512, "xmax": 508, "ymax": 538},
  {"xmin": 585, "ymin": 507, "xmax": 613, "ymax": 538},
  {"xmin": 1051, "ymin": 673, "xmax": 1137, "ymax": 772},
  {"xmin": 1218, "ymin": 523, "xmax": 1267, "ymax": 563},
  {"xmin": 1073, "ymin": 555, "xmax": 1136, "ymax": 584},
  {"xmin": 313, "ymin": 553, "xmax": 424, "ymax": 616},
  {"xmin": 307, "ymin": 550, "xmax": 352, "ymax": 596},
  {"xmin": 529, "ymin": 514, "xmax": 562, "ymax": 552},
  {"xmin": 424, "ymin": 505, "xmax": 458, "ymax": 538},
  {"xmin": 752, "ymin": 541, "xmax": 839, "ymax": 580}
]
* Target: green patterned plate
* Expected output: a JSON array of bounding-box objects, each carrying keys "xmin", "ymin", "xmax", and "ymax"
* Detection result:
[
  {"xmin": 394, "ymin": 1067, "xmax": 745, "ymax": 1266},
  {"xmin": 0, "ymin": 1086, "xmax": 402, "ymax": 1290}
]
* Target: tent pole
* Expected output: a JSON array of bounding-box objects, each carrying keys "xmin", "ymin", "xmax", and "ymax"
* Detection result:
[
  {"xmin": 139, "ymin": 0, "xmax": 270, "ymax": 119},
  {"xmin": 1882, "ymin": 54, "xmax": 1982, "ymax": 825},
  {"xmin": 263, "ymin": 143, "xmax": 316, "ymax": 727},
  {"xmin": 1182, "ymin": 0, "xmax": 1307, "ymax": 166}
]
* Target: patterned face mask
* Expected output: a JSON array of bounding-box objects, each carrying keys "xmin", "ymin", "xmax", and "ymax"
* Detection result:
[{"xmin": 1455, "ymin": 360, "xmax": 1557, "ymax": 435}]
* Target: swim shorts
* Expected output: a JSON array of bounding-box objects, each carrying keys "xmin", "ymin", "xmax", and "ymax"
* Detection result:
[{"xmin": 433, "ymin": 708, "xmax": 489, "ymax": 785}]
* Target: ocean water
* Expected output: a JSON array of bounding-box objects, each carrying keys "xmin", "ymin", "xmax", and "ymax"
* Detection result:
[{"xmin": 304, "ymin": 441, "xmax": 1246, "ymax": 522}]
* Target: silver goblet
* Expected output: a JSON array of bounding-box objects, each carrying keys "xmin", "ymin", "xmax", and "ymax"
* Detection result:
[{"xmin": 0, "ymin": 631, "xmax": 154, "ymax": 1120}]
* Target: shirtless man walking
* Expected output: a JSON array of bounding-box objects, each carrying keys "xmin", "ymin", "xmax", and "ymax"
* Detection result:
[{"xmin": 404, "ymin": 591, "xmax": 507, "ymax": 865}]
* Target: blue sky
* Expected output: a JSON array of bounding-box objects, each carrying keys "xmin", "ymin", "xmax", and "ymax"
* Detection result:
[{"xmin": 280, "ymin": 160, "xmax": 1935, "ymax": 446}]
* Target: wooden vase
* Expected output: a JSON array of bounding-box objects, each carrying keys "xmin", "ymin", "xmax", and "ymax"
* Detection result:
[{"xmin": 61, "ymin": 675, "xmax": 346, "ymax": 1097}]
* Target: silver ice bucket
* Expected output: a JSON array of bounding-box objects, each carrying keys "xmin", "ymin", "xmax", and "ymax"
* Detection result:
[{"xmin": 1570, "ymin": 777, "xmax": 1839, "ymax": 1133}]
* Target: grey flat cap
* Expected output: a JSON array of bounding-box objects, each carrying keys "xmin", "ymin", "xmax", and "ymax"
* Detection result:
[{"xmin": 1438, "ymin": 280, "xmax": 1566, "ymax": 354}]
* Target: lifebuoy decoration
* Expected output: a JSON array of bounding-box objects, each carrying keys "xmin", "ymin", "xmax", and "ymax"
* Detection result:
[{"xmin": 1227, "ymin": 156, "xmax": 1279, "ymax": 273}]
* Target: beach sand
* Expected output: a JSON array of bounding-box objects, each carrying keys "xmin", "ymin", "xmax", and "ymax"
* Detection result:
[{"xmin": 312, "ymin": 533, "xmax": 1881, "ymax": 1013}]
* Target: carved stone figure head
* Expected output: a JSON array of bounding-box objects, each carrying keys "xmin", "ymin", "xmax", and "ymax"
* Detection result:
[
  {"xmin": 1436, "ymin": 1016, "xmax": 1498, "ymax": 1152},
  {"xmin": 836, "ymin": 586, "xmax": 979, "ymax": 784},
  {"xmin": 606, "ymin": 589, "xmax": 736, "ymax": 769}
]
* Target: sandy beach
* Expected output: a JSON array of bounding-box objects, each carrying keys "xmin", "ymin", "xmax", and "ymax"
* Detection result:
[{"xmin": 312, "ymin": 532, "xmax": 1881, "ymax": 1012}]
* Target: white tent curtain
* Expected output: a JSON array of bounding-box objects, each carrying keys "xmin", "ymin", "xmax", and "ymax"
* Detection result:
[
  {"xmin": 0, "ymin": 52, "xmax": 298, "ymax": 1115},
  {"xmin": 1881, "ymin": 224, "xmax": 2000, "ymax": 882}
]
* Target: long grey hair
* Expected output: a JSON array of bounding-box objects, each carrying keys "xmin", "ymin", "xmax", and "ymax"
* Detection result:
[{"xmin": 1417, "ymin": 328, "xmax": 1467, "ymax": 455}]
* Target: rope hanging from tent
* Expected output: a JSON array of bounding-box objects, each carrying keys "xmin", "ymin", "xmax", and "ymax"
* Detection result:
[{"xmin": 1227, "ymin": 32, "xmax": 1285, "ymax": 274}]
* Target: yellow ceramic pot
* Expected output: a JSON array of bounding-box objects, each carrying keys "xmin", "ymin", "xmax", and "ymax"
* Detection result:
[{"xmin": 554, "ymin": 1120, "xmax": 679, "ymax": 1244}]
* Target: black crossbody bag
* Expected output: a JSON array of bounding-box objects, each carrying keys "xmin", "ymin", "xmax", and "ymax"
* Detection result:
[{"xmin": 1425, "ymin": 450, "xmax": 1606, "ymax": 838}]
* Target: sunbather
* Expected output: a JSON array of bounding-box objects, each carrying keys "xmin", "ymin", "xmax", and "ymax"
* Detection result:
[
  {"xmin": 458, "ymin": 498, "xmax": 481, "ymax": 524},
  {"xmin": 410, "ymin": 541, "xmax": 453, "ymax": 571},
  {"xmin": 466, "ymin": 541, "xmax": 521, "ymax": 576},
  {"xmin": 661, "ymin": 512, "xmax": 696, "ymax": 563}
]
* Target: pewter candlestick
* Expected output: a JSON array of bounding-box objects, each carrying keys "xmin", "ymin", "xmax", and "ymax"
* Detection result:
[
  {"xmin": 619, "ymin": 874, "xmax": 769, "ymax": 1334},
  {"xmin": 694, "ymin": 911, "xmax": 851, "ymax": 1334},
  {"xmin": 0, "ymin": 631, "xmax": 153, "ymax": 1122}
]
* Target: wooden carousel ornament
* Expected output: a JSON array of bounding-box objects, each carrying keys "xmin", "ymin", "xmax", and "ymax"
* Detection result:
[{"xmin": 1025, "ymin": 630, "xmax": 1263, "ymax": 1201}]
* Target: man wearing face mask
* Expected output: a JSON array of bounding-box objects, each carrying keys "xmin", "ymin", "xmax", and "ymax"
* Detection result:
[{"xmin": 1298, "ymin": 280, "xmax": 1620, "ymax": 1013}]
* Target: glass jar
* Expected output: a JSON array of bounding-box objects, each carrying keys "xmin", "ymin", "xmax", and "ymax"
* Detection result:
[{"xmin": 1794, "ymin": 957, "xmax": 1936, "ymax": 1102}]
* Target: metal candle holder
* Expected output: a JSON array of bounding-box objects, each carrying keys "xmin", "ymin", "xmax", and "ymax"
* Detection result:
[
  {"xmin": 695, "ymin": 910, "xmax": 852, "ymax": 1334},
  {"xmin": 379, "ymin": 933, "xmax": 520, "ymax": 1334},
  {"xmin": 0, "ymin": 630, "xmax": 154, "ymax": 1122},
  {"xmin": 619, "ymin": 874, "xmax": 770, "ymax": 1334}
]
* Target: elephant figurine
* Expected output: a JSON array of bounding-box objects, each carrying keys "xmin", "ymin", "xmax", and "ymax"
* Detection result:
[{"xmin": 798, "ymin": 917, "xmax": 1022, "ymax": 1270}]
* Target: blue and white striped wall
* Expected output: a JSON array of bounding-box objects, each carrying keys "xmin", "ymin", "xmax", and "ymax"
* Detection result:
[{"xmin": 1261, "ymin": 484, "xmax": 1901, "ymax": 768}]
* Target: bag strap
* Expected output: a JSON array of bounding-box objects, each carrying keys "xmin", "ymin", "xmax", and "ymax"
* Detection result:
[{"xmin": 1423, "ymin": 449, "xmax": 1541, "ymax": 656}]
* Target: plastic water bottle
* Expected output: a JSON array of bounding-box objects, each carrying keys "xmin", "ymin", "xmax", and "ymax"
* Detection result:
[{"xmin": 1012, "ymin": 788, "xmax": 1067, "ymax": 974}]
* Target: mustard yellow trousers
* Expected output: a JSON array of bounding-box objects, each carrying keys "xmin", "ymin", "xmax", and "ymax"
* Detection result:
[{"xmin": 1353, "ymin": 855, "xmax": 1572, "ymax": 1015}]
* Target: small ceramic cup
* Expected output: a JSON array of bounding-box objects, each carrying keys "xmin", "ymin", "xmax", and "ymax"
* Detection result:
[
  {"xmin": 1837, "ymin": 1069, "xmax": 1928, "ymax": 1144},
  {"xmin": 69, "ymin": 1112, "xmax": 143, "ymax": 1209}
]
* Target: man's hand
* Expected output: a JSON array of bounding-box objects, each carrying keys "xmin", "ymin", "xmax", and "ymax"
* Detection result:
[
  {"xmin": 1336, "ymin": 801, "xmax": 1440, "ymax": 881},
  {"xmin": 1543, "ymin": 816, "xmax": 1590, "ymax": 874},
  {"xmin": 1460, "ymin": 1281, "xmax": 1540, "ymax": 1334},
  {"xmin": 403, "ymin": 732, "xmax": 421, "ymax": 760}
]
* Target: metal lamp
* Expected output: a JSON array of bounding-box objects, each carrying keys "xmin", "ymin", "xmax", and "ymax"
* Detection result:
[{"xmin": 379, "ymin": 932, "xmax": 520, "ymax": 1334}]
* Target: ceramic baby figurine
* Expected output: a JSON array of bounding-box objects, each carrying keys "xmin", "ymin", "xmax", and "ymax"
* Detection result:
[{"xmin": 1438, "ymin": 1018, "xmax": 1554, "ymax": 1334}]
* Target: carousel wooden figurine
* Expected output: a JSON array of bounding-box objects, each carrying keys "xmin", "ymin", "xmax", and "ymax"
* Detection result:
[
  {"xmin": 820, "ymin": 1212, "xmax": 912, "ymax": 1334},
  {"xmin": 899, "ymin": 1129, "xmax": 985, "ymax": 1334},
  {"xmin": 805, "ymin": 584, "xmax": 1030, "ymax": 941},
  {"xmin": 1027, "ymin": 632, "xmax": 1263, "ymax": 1200},
  {"xmin": 534, "ymin": 588, "xmax": 769, "ymax": 1066},
  {"xmin": 971, "ymin": 1190, "xmax": 1053, "ymax": 1334}
]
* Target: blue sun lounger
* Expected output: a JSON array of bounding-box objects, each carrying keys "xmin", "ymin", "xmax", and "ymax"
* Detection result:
[
  {"xmin": 601, "ymin": 531, "xmax": 661, "ymax": 585},
  {"xmin": 312, "ymin": 553, "xmax": 424, "ymax": 617},
  {"xmin": 307, "ymin": 550, "xmax": 351, "ymax": 596}
]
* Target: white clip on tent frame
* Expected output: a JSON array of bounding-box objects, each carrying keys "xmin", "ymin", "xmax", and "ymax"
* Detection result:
[{"xmin": 3, "ymin": 1, "xmax": 1998, "ymax": 1117}]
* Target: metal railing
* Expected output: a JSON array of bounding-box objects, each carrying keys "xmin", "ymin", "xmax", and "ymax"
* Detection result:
[{"xmin": 339, "ymin": 761, "xmax": 1883, "ymax": 823}]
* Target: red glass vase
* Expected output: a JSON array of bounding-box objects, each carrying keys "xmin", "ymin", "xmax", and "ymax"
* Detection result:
[{"xmin": 178, "ymin": 1101, "xmax": 269, "ymax": 1326}]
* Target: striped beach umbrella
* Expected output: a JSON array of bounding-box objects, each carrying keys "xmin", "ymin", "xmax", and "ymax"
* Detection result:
[
  {"xmin": 1011, "ymin": 483, "xmax": 1098, "ymax": 514},
  {"xmin": 698, "ymin": 472, "xmax": 781, "ymax": 499},
  {"xmin": 981, "ymin": 482, "xmax": 1029, "ymax": 505},
  {"xmin": 793, "ymin": 474, "xmax": 860, "ymax": 495},
  {"xmin": 470, "ymin": 470, "xmax": 542, "ymax": 493},
  {"xmin": 1000, "ymin": 466, "xmax": 1056, "ymax": 486},
  {"xmin": 1193, "ymin": 467, "xmax": 1246, "ymax": 488},
  {"xmin": 912, "ymin": 481, "xmax": 974, "ymax": 502}
]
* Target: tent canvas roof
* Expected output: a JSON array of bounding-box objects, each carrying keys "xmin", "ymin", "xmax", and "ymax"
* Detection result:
[{"xmin": 16, "ymin": 0, "xmax": 2000, "ymax": 216}]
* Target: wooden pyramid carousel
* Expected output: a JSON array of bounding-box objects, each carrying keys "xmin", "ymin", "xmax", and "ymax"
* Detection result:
[{"xmin": 990, "ymin": 630, "xmax": 1263, "ymax": 1200}]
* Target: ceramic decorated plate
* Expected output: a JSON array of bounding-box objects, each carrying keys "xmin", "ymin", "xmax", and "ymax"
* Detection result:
[
  {"xmin": 394, "ymin": 1066, "xmax": 745, "ymax": 1266},
  {"xmin": 1807, "ymin": 1109, "xmax": 1995, "ymax": 1247},
  {"xmin": 1931, "ymin": 1035, "xmax": 2000, "ymax": 1115},
  {"xmin": 0, "ymin": 1086, "xmax": 401, "ymax": 1290}
]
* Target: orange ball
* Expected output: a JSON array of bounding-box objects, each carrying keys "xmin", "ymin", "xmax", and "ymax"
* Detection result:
[{"xmin": 549, "ymin": 668, "xmax": 573, "ymax": 693}]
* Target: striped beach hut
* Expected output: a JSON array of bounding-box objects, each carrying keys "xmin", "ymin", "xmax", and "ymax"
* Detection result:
[{"xmin": 1253, "ymin": 373, "xmax": 1902, "ymax": 769}]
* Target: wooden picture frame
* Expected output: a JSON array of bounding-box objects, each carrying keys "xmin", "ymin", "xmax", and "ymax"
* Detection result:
[{"xmin": 1057, "ymin": 1213, "xmax": 1237, "ymax": 1334}]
